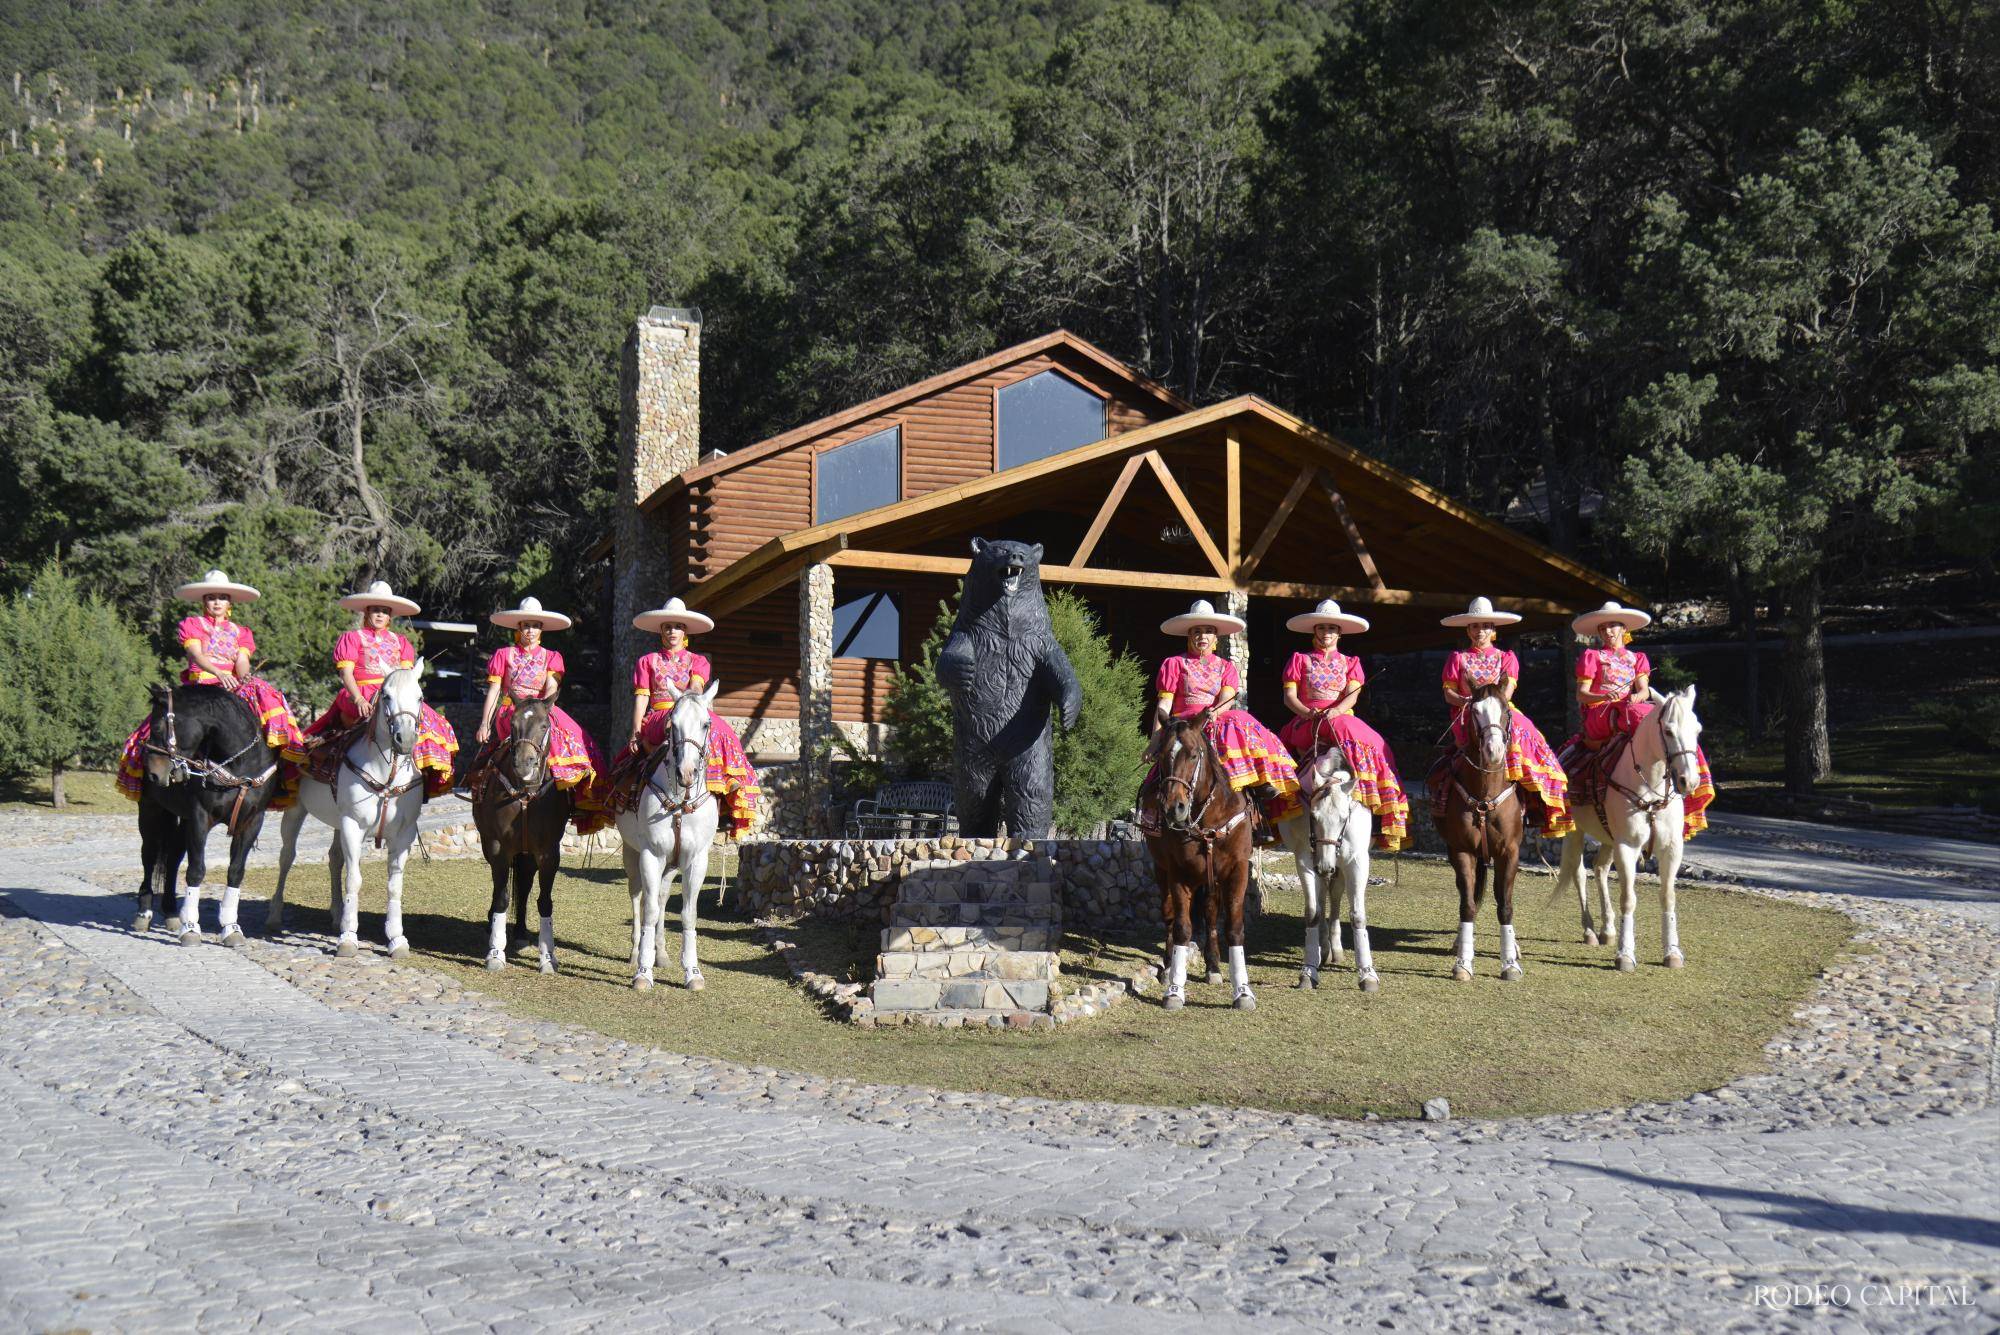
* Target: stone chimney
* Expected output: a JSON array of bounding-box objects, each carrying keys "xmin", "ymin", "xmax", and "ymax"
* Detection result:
[{"xmin": 613, "ymin": 305, "xmax": 701, "ymax": 739}]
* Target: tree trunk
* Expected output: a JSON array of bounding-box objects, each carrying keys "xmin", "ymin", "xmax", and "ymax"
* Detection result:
[
  {"xmin": 1782, "ymin": 567, "xmax": 1832, "ymax": 793},
  {"xmin": 1729, "ymin": 562, "xmax": 1763, "ymax": 742},
  {"xmin": 50, "ymin": 759, "xmax": 66, "ymax": 809}
]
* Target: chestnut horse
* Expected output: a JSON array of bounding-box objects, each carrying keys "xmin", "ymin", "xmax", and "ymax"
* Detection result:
[
  {"xmin": 471, "ymin": 696, "xmax": 573, "ymax": 974},
  {"xmin": 1432, "ymin": 685, "xmax": 1527, "ymax": 981},
  {"xmin": 1138, "ymin": 711, "xmax": 1259, "ymax": 1011}
]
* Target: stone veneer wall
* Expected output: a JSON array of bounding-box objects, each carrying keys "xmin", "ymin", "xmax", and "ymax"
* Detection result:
[
  {"xmin": 1225, "ymin": 588, "xmax": 1252, "ymax": 707},
  {"xmin": 613, "ymin": 309, "xmax": 701, "ymax": 746},
  {"xmin": 739, "ymin": 836, "xmax": 1162, "ymax": 931}
]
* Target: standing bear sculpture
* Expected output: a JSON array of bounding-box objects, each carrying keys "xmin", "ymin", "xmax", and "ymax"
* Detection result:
[{"xmin": 936, "ymin": 538, "xmax": 1083, "ymax": 839}]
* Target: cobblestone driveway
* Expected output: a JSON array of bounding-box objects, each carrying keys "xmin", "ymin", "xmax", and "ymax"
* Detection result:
[{"xmin": 1, "ymin": 809, "xmax": 1994, "ymax": 1332}]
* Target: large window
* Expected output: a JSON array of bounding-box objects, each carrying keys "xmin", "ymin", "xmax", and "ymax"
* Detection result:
[
  {"xmin": 997, "ymin": 370, "xmax": 1106, "ymax": 470},
  {"xmin": 816, "ymin": 425, "xmax": 901, "ymax": 523},
  {"xmin": 831, "ymin": 591, "xmax": 900, "ymax": 660}
]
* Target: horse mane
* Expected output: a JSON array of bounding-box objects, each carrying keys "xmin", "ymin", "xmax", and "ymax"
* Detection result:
[
  {"xmin": 151, "ymin": 682, "xmax": 260, "ymax": 742},
  {"xmin": 1468, "ymin": 681, "xmax": 1508, "ymax": 706}
]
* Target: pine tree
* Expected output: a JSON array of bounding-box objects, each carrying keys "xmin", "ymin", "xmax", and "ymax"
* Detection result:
[{"xmin": 0, "ymin": 562, "xmax": 152, "ymax": 806}]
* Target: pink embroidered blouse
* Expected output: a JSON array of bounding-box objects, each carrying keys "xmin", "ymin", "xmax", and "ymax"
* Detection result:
[
  {"xmin": 178, "ymin": 615, "xmax": 254, "ymax": 685},
  {"xmin": 1577, "ymin": 647, "xmax": 1649, "ymax": 700},
  {"xmin": 1156, "ymin": 654, "xmax": 1239, "ymax": 719},
  {"xmin": 487, "ymin": 644, "xmax": 565, "ymax": 705},
  {"xmin": 634, "ymin": 649, "xmax": 711, "ymax": 711},
  {"xmin": 1443, "ymin": 647, "xmax": 1519, "ymax": 694},
  {"xmin": 335, "ymin": 627, "xmax": 415, "ymax": 685},
  {"xmin": 1283, "ymin": 650, "xmax": 1365, "ymax": 706}
]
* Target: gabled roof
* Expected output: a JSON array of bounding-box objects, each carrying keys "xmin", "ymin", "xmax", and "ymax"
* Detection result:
[
  {"xmin": 638, "ymin": 329, "xmax": 1190, "ymax": 513},
  {"xmin": 687, "ymin": 393, "xmax": 1640, "ymax": 640}
]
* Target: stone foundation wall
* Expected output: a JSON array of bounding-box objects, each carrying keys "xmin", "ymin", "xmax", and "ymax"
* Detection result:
[{"xmin": 739, "ymin": 835, "xmax": 1161, "ymax": 930}]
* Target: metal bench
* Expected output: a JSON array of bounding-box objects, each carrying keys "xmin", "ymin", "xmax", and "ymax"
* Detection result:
[{"xmin": 845, "ymin": 780, "xmax": 958, "ymax": 839}]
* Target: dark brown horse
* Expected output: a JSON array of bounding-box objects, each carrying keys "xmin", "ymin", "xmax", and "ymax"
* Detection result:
[
  {"xmin": 471, "ymin": 696, "xmax": 574, "ymax": 973},
  {"xmin": 1138, "ymin": 711, "xmax": 1259, "ymax": 1011},
  {"xmin": 1432, "ymin": 684, "xmax": 1526, "ymax": 981}
]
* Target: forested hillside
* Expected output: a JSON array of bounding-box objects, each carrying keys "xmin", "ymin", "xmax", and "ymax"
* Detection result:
[{"xmin": 2, "ymin": 0, "xmax": 1995, "ymax": 791}]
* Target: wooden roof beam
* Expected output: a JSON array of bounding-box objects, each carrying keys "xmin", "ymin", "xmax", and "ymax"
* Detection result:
[
  {"xmin": 1240, "ymin": 464, "xmax": 1314, "ymax": 581},
  {"xmin": 1142, "ymin": 450, "xmax": 1230, "ymax": 580},
  {"xmin": 1070, "ymin": 453, "xmax": 1147, "ymax": 567},
  {"xmin": 1318, "ymin": 469, "xmax": 1386, "ymax": 593}
]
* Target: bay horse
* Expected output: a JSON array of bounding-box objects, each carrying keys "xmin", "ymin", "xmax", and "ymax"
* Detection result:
[
  {"xmin": 617, "ymin": 679, "xmax": 721, "ymax": 991},
  {"xmin": 471, "ymin": 695, "xmax": 572, "ymax": 973},
  {"xmin": 1558, "ymin": 686, "xmax": 1706, "ymax": 971},
  {"xmin": 1432, "ymin": 686, "xmax": 1526, "ymax": 981},
  {"xmin": 1293, "ymin": 747, "xmax": 1377, "ymax": 991},
  {"xmin": 1139, "ymin": 710, "xmax": 1258, "ymax": 1011},
  {"xmin": 132, "ymin": 684, "xmax": 283, "ymax": 947},
  {"xmin": 270, "ymin": 662, "xmax": 430, "ymax": 958}
]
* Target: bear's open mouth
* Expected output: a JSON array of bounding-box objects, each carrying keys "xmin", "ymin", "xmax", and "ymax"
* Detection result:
[{"xmin": 1000, "ymin": 560, "xmax": 1023, "ymax": 594}]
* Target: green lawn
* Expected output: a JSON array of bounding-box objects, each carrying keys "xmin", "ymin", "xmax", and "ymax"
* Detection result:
[
  {"xmin": 1719, "ymin": 713, "xmax": 2000, "ymax": 813},
  {"xmin": 234, "ymin": 853, "xmax": 1853, "ymax": 1121},
  {"xmin": 0, "ymin": 767, "xmax": 126, "ymax": 814}
]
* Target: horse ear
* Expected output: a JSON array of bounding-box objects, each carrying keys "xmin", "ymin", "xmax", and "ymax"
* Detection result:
[
  {"xmin": 1685, "ymin": 683, "xmax": 1697, "ymax": 707},
  {"xmin": 661, "ymin": 678, "xmax": 683, "ymax": 701},
  {"xmin": 701, "ymin": 678, "xmax": 720, "ymax": 707},
  {"xmin": 413, "ymin": 655, "xmax": 428, "ymax": 680}
]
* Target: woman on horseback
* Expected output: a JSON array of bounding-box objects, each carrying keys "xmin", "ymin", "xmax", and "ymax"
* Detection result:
[
  {"xmin": 1433, "ymin": 596, "xmax": 1571, "ymax": 837},
  {"xmin": 1148, "ymin": 599, "xmax": 1302, "ymax": 825},
  {"xmin": 462, "ymin": 597, "xmax": 609, "ymax": 831},
  {"xmin": 116, "ymin": 570, "xmax": 305, "ymax": 801},
  {"xmin": 1565, "ymin": 600, "xmax": 1715, "ymax": 836},
  {"xmin": 619, "ymin": 597, "xmax": 760, "ymax": 838},
  {"xmin": 287, "ymin": 580, "xmax": 458, "ymax": 798},
  {"xmin": 1276, "ymin": 600, "xmax": 1408, "ymax": 851}
]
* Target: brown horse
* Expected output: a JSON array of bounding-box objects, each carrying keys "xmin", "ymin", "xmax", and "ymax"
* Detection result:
[
  {"xmin": 1432, "ymin": 684, "xmax": 1527, "ymax": 981},
  {"xmin": 1138, "ymin": 711, "xmax": 1259, "ymax": 1012},
  {"xmin": 471, "ymin": 696, "xmax": 574, "ymax": 973}
]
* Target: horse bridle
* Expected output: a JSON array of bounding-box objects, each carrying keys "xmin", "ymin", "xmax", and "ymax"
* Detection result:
[
  {"xmin": 1140, "ymin": 722, "xmax": 1247, "ymax": 846},
  {"xmin": 644, "ymin": 707, "xmax": 714, "ymax": 841},
  {"xmin": 484, "ymin": 706, "xmax": 555, "ymax": 811},
  {"xmin": 140, "ymin": 685, "xmax": 278, "ymax": 835},
  {"xmin": 1605, "ymin": 700, "xmax": 1697, "ymax": 814},
  {"xmin": 343, "ymin": 690, "xmax": 423, "ymax": 847}
]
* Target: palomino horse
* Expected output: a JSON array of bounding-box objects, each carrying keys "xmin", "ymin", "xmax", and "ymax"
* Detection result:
[
  {"xmin": 1433, "ymin": 686, "xmax": 1527, "ymax": 981},
  {"xmin": 1292, "ymin": 747, "xmax": 1377, "ymax": 992},
  {"xmin": 132, "ymin": 684, "xmax": 284, "ymax": 947},
  {"xmin": 471, "ymin": 695, "xmax": 572, "ymax": 974},
  {"xmin": 270, "ymin": 662, "xmax": 430, "ymax": 957},
  {"xmin": 1139, "ymin": 711, "xmax": 1261, "ymax": 1011},
  {"xmin": 1559, "ymin": 686, "xmax": 1706, "ymax": 971},
  {"xmin": 618, "ymin": 679, "xmax": 721, "ymax": 991}
]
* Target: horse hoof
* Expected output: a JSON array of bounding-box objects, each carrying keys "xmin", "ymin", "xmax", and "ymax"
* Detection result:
[
  {"xmin": 1583, "ymin": 929, "xmax": 1600, "ymax": 947},
  {"xmin": 178, "ymin": 929, "xmax": 201, "ymax": 948},
  {"xmin": 1295, "ymin": 972, "xmax": 1317, "ymax": 990},
  {"xmin": 685, "ymin": 974, "xmax": 705, "ymax": 993},
  {"xmin": 130, "ymin": 913, "xmax": 152, "ymax": 933},
  {"xmin": 539, "ymin": 957, "xmax": 556, "ymax": 976},
  {"xmin": 1359, "ymin": 975, "xmax": 1380, "ymax": 993},
  {"xmin": 1616, "ymin": 954, "xmax": 1636, "ymax": 973},
  {"xmin": 1451, "ymin": 965, "xmax": 1473, "ymax": 983},
  {"xmin": 633, "ymin": 974, "xmax": 654, "ymax": 992},
  {"xmin": 1665, "ymin": 951, "xmax": 1685, "ymax": 969},
  {"xmin": 1233, "ymin": 992, "xmax": 1257, "ymax": 1012},
  {"xmin": 221, "ymin": 929, "xmax": 246, "ymax": 950},
  {"xmin": 1162, "ymin": 993, "xmax": 1185, "ymax": 1012},
  {"xmin": 388, "ymin": 939, "xmax": 409, "ymax": 961},
  {"xmin": 484, "ymin": 952, "xmax": 506, "ymax": 973},
  {"xmin": 335, "ymin": 939, "xmax": 358, "ymax": 959},
  {"xmin": 264, "ymin": 913, "xmax": 284, "ymax": 936},
  {"xmin": 1501, "ymin": 964, "xmax": 1524, "ymax": 982},
  {"xmin": 165, "ymin": 916, "xmax": 183, "ymax": 935}
]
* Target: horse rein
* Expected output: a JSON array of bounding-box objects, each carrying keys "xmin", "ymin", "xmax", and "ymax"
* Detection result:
[
  {"xmin": 643, "ymin": 710, "xmax": 714, "ymax": 842},
  {"xmin": 1446, "ymin": 698, "xmax": 1517, "ymax": 861},
  {"xmin": 342, "ymin": 700, "xmax": 423, "ymax": 848},
  {"xmin": 140, "ymin": 685, "xmax": 278, "ymax": 836},
  {"xmin": 484, "ymin": 710, "xmax": 556, "ymax": 812}
]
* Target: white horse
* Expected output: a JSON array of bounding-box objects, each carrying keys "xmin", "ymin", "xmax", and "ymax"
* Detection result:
[
  {"xmin": 269, "ymin": 662, "xmax": 430, "ymax": 958},
  {"xmin": 1557, "ymin": 686, "xmax": 1706, "ymax": 971},
  {"xmin": 1288, "ymin": 749, "xmax": 1377, "ymax": 991},
  {"xmin": 618, "ymin": 680, "xmax": 721, "ymax": 991}
]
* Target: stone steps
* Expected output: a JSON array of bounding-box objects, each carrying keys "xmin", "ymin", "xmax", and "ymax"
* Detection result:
[
  {"xmin": 881, "ymin": 924, "xmax": 1060, "ymax": 953},
  {"xmin": 891, "ymin": 902, "xmax": 1048, "ymax": 928},
  {"xmin": 870, "ymin": 975, "xmax": 1052, "ymax": 1013},
  {"xmin": 875, "ymin": 949, "xmax": 1060, "ymax": 983},
  {"xmin": 868, "ymin": 855, "xmax": 1064, "ymax": 1020}
]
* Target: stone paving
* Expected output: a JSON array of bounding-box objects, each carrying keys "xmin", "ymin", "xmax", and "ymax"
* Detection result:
[{"xmin": 0, "ymin": 807, "xmax": 1995, "ymax": 1331}]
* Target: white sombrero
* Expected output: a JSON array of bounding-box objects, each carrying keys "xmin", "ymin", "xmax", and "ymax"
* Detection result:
[
  {"xmin": 633, "ymin": 596, "xmax": 714, "ymax": 636},
  {"xmin": 338, "ymin": 579, "xmax": 421, "ymax": 618},
  {"xmin": 1440, "ymin": 595, "xmax": 1523, "ymax": 629},
  {"xmin": 1571, "ymin": 600, "xmax": 1653, "ymax": 636},
  {"xmin": 1161, "ymin": 599, "xmax": 1246, "ymax": 637},
  {"xmin": 491, "ymin": 596, "xmax": 573, "ymax": 632},
  {"xmin": 174, "ymin": 569, "xmax": 260, "ymax": 604},
  {"xmin": 1285, "ymin": 599, "xmax": 1370, "ymax": 635}
]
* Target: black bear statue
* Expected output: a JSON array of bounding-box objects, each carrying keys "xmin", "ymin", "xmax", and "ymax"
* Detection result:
[{"xmin": 936, "ymin": 538, "xmax": 1083, "ymax": 839}]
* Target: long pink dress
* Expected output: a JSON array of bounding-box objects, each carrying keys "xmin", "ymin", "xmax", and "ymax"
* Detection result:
[
  {"xmin": 1277, "ymin": 649, "xmax": 1408, "ymax": 850},
  {"xmin": 1440, "ymin": 647, "xmax": 1571, "ymax": 837},
  {"xmin": 631, "ymin": 648, "xmax": 760, "ymax": 838},
  {"xmin": 117, "ymin": 615, "xmax": 304, "ymax": 801},
  {"xmin": 288, "ymin": 627, "xmax": 458, "ymax": 798},
  {"xmin": 1151, "ymin": 654, "xmax": 1302, "ymax": 822},
  {"xmin": 1567, "ymin": 646, "xmax": 1715, "ymax": 839},
  {"xmin": 488, "ymin": 644, "xmax": 609, "ymax": 834}
]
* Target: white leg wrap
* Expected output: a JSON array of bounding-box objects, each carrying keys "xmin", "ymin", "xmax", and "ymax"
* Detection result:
[
  {"xmin": 1354, "ymin": 916, "xmax": 1376, "ymax": 981},
  {"xmin": 538, "ymin": 914, "xmax": 555, "ymax": 971},
  {"xmin": 219, "ymin": 884, "xmax": 241, "ymax": 933},
  {"xmin": 487, "ymin": 911, "xmax": 507, "ymax": 962},
  {"xmin": 1500, "ymin": 924, "xmax": 1520, "ymax": 969},
  {"xmin": 1167, "ymin": 944, "xmax": 1189, "ymax": 998},
  {"xmin": 1455, "ymin": 921, "xmax": 1475, "ymax": 971},
  {"xmin": 1619, "ymin": 910, "xmax": 1637, "ymax": 961},
  {"xmin": 1664, "ymin": 906, "xmax": 1681, "ymax": 955},
  {"xmin": 1228, "ymin": 945, "xmax": 1250, "ymax": 998},
  {"xmin": 179, "ymin": 885, "xmax": 203, "ymax": 937},
  {"xmin": 1302, "ymin": 931, "xmax": 1322, "ymax": 977}
]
